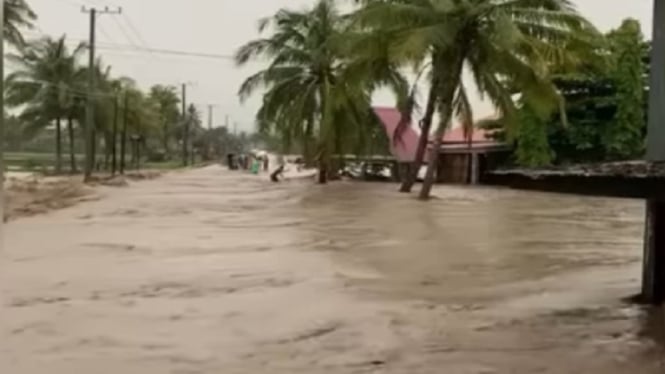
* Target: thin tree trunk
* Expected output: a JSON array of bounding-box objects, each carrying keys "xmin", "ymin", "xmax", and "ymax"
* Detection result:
[
  {"xmin": 400, "ymin": 77, "xmax": 439, "ymax": 193},
  {"xmin": 419, "ymin": 62, "xmax": 463, "ymax": 200},
  {"xmin": 67, "ymin": 115, "xmax": 77, "ymax": 173},
  {"xmin": 55, "ymin": 118, "xmax": 63, "ymax": 174},
  {"xmin": 318, "ymin": 162, "xmax": 327, "ymax": 184},
  {"xmin": 163, "ymin": 122, "xmax": 170, "ymax": 159},
  {"xmin": 103, "ymin": 131, "xmax": 112, "ymax": 171},
  {"xmin": 317, "ymin": 80, "xmax": 332, "ymax": 184},
  {"xmin": 303, "ymin": 117, "xmax": 314, "ymax": 167},
  {"xmin": 91, "ymin": 128, "xmax": 97, "ymax": 172}
]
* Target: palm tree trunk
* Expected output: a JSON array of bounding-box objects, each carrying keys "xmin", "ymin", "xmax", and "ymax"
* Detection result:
[
  {"xmin": 67, "ymin": 115, "xmax": 77, "ymax": 173},
  {"xmin": 162, "ymin": 122, "xmax": 170, "ymax": 158},
  {"xmin": 399, "ymin": 78, "xmax": 439, "ymax": 193},
  {"xmin": 91, "ymin": 128, "xmax": 97, "ymax": 171},
  {"xmin": 55, "ymin": 118, "xmax": 63, "ymax": 174},
  {"xmin": 419, "ymin": 61, "xmax": 463, "ymax": 200},
  {"xmin": 318, "ymin": 161, "xmax": 328, "ymax": 183},
  {"xmin": 317, "ymin": 80, "xmax": 332, "ymax": 184},
  {"xmin": 103, "ymin": 131, "xmax": 112, "ymax": 171},
  {"xmin": 303, "ymin": 117, "xmax": 314, "ymax": 167}
]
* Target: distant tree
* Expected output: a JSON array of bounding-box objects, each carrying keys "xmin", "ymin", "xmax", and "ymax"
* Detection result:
[{"xmin": 149, "ymin": 85, "xmax": 180, "ymax": 158}]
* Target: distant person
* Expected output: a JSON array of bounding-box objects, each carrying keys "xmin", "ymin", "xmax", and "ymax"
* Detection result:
[
  {"xmin": 263, "ymin": 157, "xmax": 269, "ymax": 171},
  {"xmin": 227, "ymin": 153, "xmax": 237, "ymax": 170},
  {"xmin": 250, "ymin": 158, "xmax": 261, "ymax": 174},
  {"xmin": 271, "ymin": 164, "xmax": 285, "ymax": 182}
]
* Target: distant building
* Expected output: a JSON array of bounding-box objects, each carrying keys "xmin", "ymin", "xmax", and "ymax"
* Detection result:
[{"xmin": 373, "ymin": 106, "xmax": 509, "ymax": 184}]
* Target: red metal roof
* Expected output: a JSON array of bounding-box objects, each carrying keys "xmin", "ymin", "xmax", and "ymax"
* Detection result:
[
  {"xmin": 374, "ymin": 107, "xmax": 504, "ymax": 160},
  {"xmin": 373, "ymin": 106, "xmax": 420, "ymax": 162},
  {"xmin": 441, "ymin": 127, "xmax": 496, "ymax": 144}
]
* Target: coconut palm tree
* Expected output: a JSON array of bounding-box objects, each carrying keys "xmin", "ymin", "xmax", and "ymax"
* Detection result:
[
  {"xmin": 6, "ymin": 35, "xmax": 86, "ymax": 173},
  {"xmin": 5, "ymin": 0, "xmax": 37, "ymax": 48},
  {"xmin": 236, "ymin": 0, "xmax": 407, "ymax": 183},
  {"xmin": 354, "ymin": 0, "xmax": 599, "ymax": 199}
]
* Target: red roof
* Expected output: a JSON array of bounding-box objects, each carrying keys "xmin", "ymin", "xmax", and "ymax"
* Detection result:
[
  {"xmin": 374, "ymin": 107, "xmax": 504, "ymax": 160},
  {"xmin": 441, "ymin": 127, "xmax": 496, "ymax": 144},
  {"xmin": 373, "ymin": 106, "xmax": 420, "ymax": 162}
]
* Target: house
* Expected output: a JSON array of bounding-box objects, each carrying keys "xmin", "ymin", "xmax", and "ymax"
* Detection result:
[
  {"xmin": 437, "ymin": 127, "xmax": 510, "ymax": 184},
  {"xmin": 373, "ymin": 106, "xmax": 509, "ymax": 184}
]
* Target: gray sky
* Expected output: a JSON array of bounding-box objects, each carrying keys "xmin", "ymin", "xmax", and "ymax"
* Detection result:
[{"xmin": 28, "ymin": 0, "xmax": 655, "ymax": 132}]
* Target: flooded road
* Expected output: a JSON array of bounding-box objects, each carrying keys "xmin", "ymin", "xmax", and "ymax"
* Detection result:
[{"xmin": 3, "ymin": 166, "xmax": 664, "ymax": 373}]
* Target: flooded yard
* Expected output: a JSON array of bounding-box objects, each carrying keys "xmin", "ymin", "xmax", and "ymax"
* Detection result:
[{"xmin": 2, "ymin": 166, "xmax": 664, "ymax": 373}]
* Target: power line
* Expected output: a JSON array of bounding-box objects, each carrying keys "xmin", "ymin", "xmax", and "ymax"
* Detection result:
[
  {"xmin": 56, "ymin": 37, "xmax": 234, "ymax": 60},
  {"xmin": 108, "ymin": 11, "xmax": 141, "ymax": 50},
  {"xmin": 97, "ymin": 19, "xmax": 117, "ymax": 45},
  {"xmin": 121, "ymin": 13, "xmax": 150, "ymax": 49},
  {"xmin": 97, "ymin": 45, "xmax": 235, "ymax": 60}
]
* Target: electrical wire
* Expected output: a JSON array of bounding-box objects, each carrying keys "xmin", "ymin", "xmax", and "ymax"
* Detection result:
[
  {"xmin": 109, "ymin": 12, "xmax": 142, "ymax": 50},
  {"xmin": 121, "ymin": 13, "xmax": 150, "ymax": 49}
]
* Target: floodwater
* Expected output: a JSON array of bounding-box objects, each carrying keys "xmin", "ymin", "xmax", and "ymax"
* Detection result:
[{"xmin": 2, "ymin": 166, "xmax": 665, "ymax": 373}]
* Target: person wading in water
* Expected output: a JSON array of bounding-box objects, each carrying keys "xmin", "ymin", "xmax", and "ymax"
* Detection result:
[{"xmin": 270, "ymin": 164, "xmax": 285, "ymax": 182}]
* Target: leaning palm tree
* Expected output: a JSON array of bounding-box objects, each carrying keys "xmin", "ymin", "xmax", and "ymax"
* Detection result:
[
  {"xmin": 236, "ymin": 0, "xmax": 407, "ymax": 183},
  {"xmin": 5, "ymin": 0, "xmax": 37, "ymax": 48},
  {"xmin": 354, "ymin": 0, "xmax": 599, "ymax": 199},
  {"xmin": 6, "ymin": 35, "xmax": 86, "ymax": 173}
]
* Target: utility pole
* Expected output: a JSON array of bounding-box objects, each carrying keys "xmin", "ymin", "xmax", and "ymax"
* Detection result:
[
  {"xmin": 207, "ymin": 105, "xmax": 217, "ymax": 130},
  {"xmin": 179, "ymin": 82, "xmax": 196, "ymax": 167},
  {"xmin": 0, "ymin": 1, "xmax": 5, "ymax": 225},
  {"xmin": 642, "ymin": 0, "xmax": 665, "ymax": 304},
  {"xmin": 120, "ymin": 91, "xmax": 128, "ymax": 174},
  {"xmin": 81, "ymin": 6, "xmax": 122, "ymax": 181},
  {"xmin": 111, "ymin": 94, "xmax": 119, "ymax": 175},
  {"xmin": 181, "ymin": 83, "xmax": 188, "ymax": 166}
]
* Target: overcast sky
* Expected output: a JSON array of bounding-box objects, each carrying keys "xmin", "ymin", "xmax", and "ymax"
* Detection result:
[{"xmin": 28, "ymin": 0, "xmax": 655, "ymax": 132}]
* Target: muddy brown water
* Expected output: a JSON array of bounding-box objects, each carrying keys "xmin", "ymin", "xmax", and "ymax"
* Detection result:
[{"xmin": 2, "ymin": 166, "xmax": 665, "ymax": 373}]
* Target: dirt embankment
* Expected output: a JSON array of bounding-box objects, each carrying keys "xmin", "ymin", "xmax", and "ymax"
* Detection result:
[{"xmin": 3, "ymin": 171, "xmax": 162, "ymax": 221}]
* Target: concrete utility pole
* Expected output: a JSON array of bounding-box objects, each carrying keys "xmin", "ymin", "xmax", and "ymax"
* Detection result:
[
  {"xmin": 111, "ymin": 94, "xmax": 119, "ymax": 175},
  {"xmin": 181, "ymin": 83, "xmax": 188, "ymax": 166},
  {"xmin": 642, "ymin": 0, "xmax": 665, "ymax": 304},
  {"xmin": 180, "ymin": 82, "xmax": 196, "ymax": 166},
  {"xmin": 120, "ymin": 91, "xmax": 129, "ymax": 174},
  {"xmin": 0, "ymin": 1, "xmax": 5, "ymax": 227},
  {"xmin": 81, "ymin": 6, "xmax": 122, "ymax": 181},
  {"xmin": 207, "ymin": 104, "xmax": 218, "ymax": 130}
]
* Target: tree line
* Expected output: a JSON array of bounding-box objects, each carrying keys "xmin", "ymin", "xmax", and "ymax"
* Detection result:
[
  {"xmin": 3, "ymin": 0, "xmax": 251, "ymax": 176},
  {"xmin": 503, "ymin": 18, "xmax": 649, "ymax": 167},
  {"xmin": 236, "ymin": 0, "xmax": 602, "ymax": 199}
]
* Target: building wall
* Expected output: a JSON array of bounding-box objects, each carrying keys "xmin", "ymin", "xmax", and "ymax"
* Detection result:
[
  {"xmin": 437, "ymin": 153, "xmax": 471, "ymax": 184},
  {"xmin": 436, "ymin": 151, "xmax": 510, "ymax": 184}
]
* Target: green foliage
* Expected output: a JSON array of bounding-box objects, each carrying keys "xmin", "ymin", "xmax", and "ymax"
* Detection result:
[
  {"xmin": 515, "ymin": 105, "xmax": 554, "ymax": 167},
  {"xmin": 511, "ymin": 18, "xmax": 649, "ymax": 166},
  {"xmin": 236, "ymin": 0, "xmax": 408, "ymax": 177},
  {"xmin": 603, "ymin": 19, "xmax": 647, "ymax": 160},
  {"xmin": 5, "ymin": 0, "xmax": 37, "ymax": 47},
  {"xmin": 352, "ymin": 0, "xmax": 599, "ymax": 196},
  {"xmin": 149, "ymin": 85, "xmax": 181, "ymax": 156}
]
